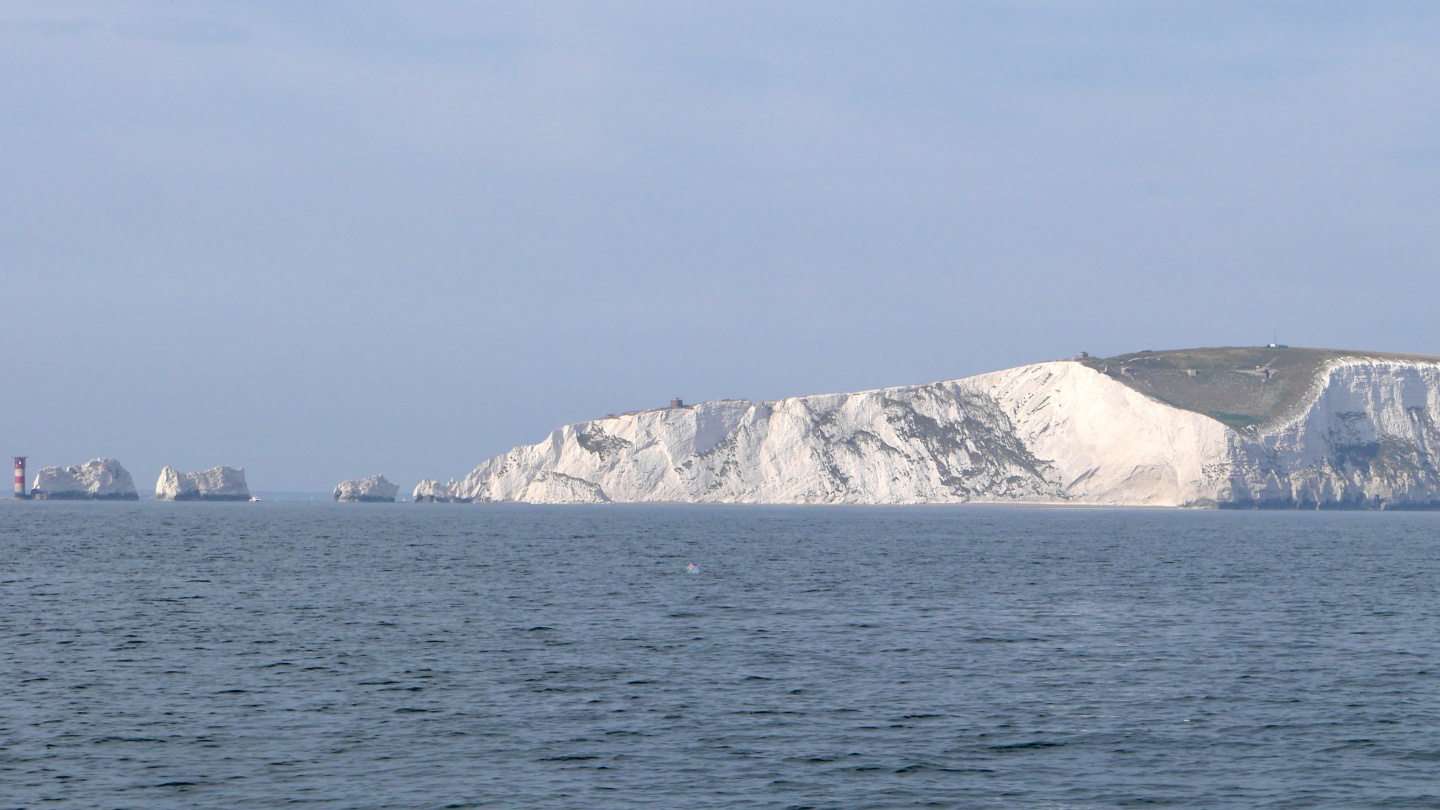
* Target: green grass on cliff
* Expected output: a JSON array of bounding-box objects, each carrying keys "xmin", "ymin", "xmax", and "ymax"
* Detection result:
[{"xmin": 1074, "ymin": 346, "xmax": 1440, "ymax": 430}]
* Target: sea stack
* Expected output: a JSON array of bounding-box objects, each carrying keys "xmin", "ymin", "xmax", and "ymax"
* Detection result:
[
  {"xmin": 155, "ymin": 466, "xmax": 251, "ymax": 501},
  {"xmin": 30, "ymin": 459, "xmax": 139, "ymax": 500},
  {"xmin": 413, "ymin": 479, "xmax": 466, "ymax": 503},
  {"xmin": 334, "ymin": 475, "xmax": 400, "ymax": 502}
]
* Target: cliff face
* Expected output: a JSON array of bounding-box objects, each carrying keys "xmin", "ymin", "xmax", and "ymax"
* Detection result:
[
  {"xmin": 963, "ymin": 362, "xmax": 1234, "ymax": 506},
  {"xmin": 418, "ymin": 354, "xmax": 1440, "ymax": 508},
  {"xmin": 1222, "ymin": 361, "xmax": 1440, "ymax": 508},
  {"xmin": 334, "ymin": 475, "xmax": 400, "ymax": 503},
  {"xmin": 30, "ymin": 458, "xmax": 139, "ymax": 500},
  {"xmin": 155, "ymin": 466, "xmax": 251, "ymax": 501},
  {"xmin": 426, "ymin": 390, "xmax": 1061, "ymax": 505}
]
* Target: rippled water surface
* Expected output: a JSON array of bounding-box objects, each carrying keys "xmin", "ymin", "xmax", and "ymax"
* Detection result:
[{"xmin": 2, "ymin": 503, "xmax": 1439, "ymax": 808}]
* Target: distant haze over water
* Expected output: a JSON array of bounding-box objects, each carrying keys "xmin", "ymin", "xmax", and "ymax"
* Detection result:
[{"xmin": 5, "ymin": 4, "xmax": 1440, "ymax": 489}]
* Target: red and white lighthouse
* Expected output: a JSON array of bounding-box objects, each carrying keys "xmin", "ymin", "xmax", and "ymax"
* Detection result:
[{"xmin": 13, "ymin": 457, "xmax": 26, "ymax": 498}]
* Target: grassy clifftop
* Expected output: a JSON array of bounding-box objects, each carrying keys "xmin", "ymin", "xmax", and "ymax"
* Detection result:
[{"xmin": 1074, "ymin": 347, "xmax": 1440, "ymax": 430}]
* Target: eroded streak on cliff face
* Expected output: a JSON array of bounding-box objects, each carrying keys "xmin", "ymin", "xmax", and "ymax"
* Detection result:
[{"xmin": 418, "ymin": 355, "xmax": 1440, "ymax": 508}]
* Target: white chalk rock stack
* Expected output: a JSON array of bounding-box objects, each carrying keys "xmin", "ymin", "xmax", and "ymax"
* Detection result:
[
  {"xmin": 155, "ymin": 466, "xmax": 252, "ymax": 501},
  {"xmin": 413, "ymin": 479, "xmax": 465, "ymax": 503},
  {"xmin": 30, "ymin": 458, "xmax": 139, "ymax": 500},
  {"xmin": 334, "ymin": 475, "xmax": 400, "ymax": 502}
]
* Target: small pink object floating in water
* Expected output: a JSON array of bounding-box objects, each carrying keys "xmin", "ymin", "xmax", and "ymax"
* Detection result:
[{"xmin": 686, "ymin": 563, "xmax": 700, "ymax": 574}]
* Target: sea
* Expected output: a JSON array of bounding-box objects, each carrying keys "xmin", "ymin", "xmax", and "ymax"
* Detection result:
[{"xmin": 2, "ymin": 502, "xmax": 1438, "ymax": 808}]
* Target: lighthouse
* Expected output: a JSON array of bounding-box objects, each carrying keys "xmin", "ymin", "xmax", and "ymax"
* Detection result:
[{"xmin": 13, "ymin": 457, "xmax": 27, "ymax": 499}]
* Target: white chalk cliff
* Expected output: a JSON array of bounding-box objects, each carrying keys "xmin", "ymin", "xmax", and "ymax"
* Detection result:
[
  {"xmin": 416, "ymin": 351, "xmax": 1440, "ymax": 508},
  {"xmin": 155, "ymin": 466, "xmax": 251, "ymax": 501},
  {"xmin": 334, "ymin": 475, "xmax": 400, "ymax": 502},
  {"xmin": 31, "ymin": 458, "xmax": 139, "ymax": 500}
]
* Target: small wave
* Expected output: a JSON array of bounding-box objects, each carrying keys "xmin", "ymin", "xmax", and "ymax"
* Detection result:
[{"xmin": 988, "ymin": 740, "xmax": 1064, "ymax": 750}]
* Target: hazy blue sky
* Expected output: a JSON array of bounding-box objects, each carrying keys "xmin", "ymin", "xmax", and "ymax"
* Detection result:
[{"xmin": 3, "ymin": 2, "xmax": 1439, "ymax": 491}]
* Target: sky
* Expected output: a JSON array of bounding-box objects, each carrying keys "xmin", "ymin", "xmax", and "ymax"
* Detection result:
[{"xmin": 3, "ymin": 1, "xmax": 1440, "ymax": 492}]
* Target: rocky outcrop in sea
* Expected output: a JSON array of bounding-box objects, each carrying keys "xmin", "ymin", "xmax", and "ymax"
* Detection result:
[
  {"xmin": 155, "ymin": 466, "xmax": 251, "ymax": 501},
  {"xmin": 415, "ymin": 348, "xmax": 1440, "ymax": 508},
  {"xmin": 334, "ymin": 475, "xmax": 400, "ymax": 502},
  {"xmin": 30, "ymin": 458, "xmax": 139, "ymax": 500},
  {"xmin": 413, "ymin": 479, "xmax": 465, "ymax": 503}
]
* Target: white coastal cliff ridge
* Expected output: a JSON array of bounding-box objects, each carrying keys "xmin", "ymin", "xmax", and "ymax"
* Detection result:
[{"xmin": 415, "ymin": 347, "xmax": 1440, "ymax": 508}]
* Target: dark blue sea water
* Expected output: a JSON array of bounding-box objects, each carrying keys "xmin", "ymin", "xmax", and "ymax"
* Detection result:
[{"xmin": 2, "ymin": 503, "xmax": 1438, "ymax": 808}]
